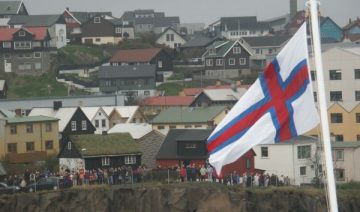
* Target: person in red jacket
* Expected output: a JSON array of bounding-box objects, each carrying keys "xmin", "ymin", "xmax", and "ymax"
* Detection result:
[{"xmin": 179, "ymin": 166, "xmax": 186, "ymax": 182}]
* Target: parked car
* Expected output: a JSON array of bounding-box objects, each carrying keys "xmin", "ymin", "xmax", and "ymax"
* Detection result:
[
  {"xmin": 26, "ymin": 176, "xmax": 72, "ymax": 192},
  {"xmin": 0, "ymin": 182, "xmax": 21, "ymax": 194}
]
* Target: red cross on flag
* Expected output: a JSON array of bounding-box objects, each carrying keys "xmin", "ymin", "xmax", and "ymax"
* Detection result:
[{"xmin": 207, "ymin": 23, "xmax": 320, "ymax": 174}]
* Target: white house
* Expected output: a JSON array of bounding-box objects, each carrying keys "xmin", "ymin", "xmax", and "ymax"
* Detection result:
[
  {"xmin": 156, "ymin": 27, "xmax": 187, "ymax": 49},
  {"xmin": 332, "ymin": 141, "xmax": 360, "ymax": 183},
  {"xmin": 81, "ymin": 107, "xmax": 110, "ymax": 134},
  {"xmin": 253, "ymin": 136, "xmax": 320, "ymax": 185}
]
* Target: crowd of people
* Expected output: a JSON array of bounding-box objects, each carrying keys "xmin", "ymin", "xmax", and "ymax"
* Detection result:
[{"xmin": 2, "ymin": 164, "xmax": 291, "ymax": 191}]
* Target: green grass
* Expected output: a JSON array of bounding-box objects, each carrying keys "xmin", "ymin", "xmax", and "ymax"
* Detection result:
[
  {"xmin": 58, "ymin": 44, "xmax": 111, "ymax": 65},
  {"xmin": 4, "ymin": 73, "xmax": 67, "ymax": 98},
  {"xmin": 156, "ymin": 83, "xmax": 183, "ymax": 96}
]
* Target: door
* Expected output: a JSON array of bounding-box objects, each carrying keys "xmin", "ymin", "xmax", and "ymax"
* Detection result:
[{"xmin": 4, "ymin": 60, "xmax": 11, "ymax": 73}]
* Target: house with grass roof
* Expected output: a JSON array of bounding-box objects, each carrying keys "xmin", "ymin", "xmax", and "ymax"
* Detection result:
[
  {"xmin": 150, "ymin": 105, "xmax": 228, "ymax": 135},
  {"xmin": 58, "ymin": 133, "xmax": 142, "ymax": 173}
]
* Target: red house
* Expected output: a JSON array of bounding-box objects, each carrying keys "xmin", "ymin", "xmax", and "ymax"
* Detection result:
[{"xmin": 156, "ymin": 129, "xmax": 256, "ymax": 176}]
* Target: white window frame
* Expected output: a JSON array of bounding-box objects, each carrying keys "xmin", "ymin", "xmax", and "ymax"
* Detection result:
[
  {"xmin": 14, "ymin": 41, "xmax": 31, "ymax": 50},
  {"xmin": 3, "ymin": 42, "xmax": 11, "ymax": 48},
  {"xmin": 297, "ymin": 145, "xmax": 311, "ymax": 159},
  {"xmin": 19, "ymin": 31, "xmax": 25, "ymax": 36},
  {"xmin": 239, "ymin": 58, "xmax": 246, "ymax": 65},
  {"xmin": 125, "ymin": 155, "xmax": 136, "ymax": 164},
  {"xmin": 102, "ymin": 157, "xmax": 110, "ymax": 166},
  {"xmin": 335, "ymin": 149, "xmax": 344, "ymax": 161},
  {"xmin": 94, "ymin": 17, "xmax": 101, "ymax": 23},
  {"xmin": 158, "ymin": 60, "xmax": 163, "ymax": 68},
  {"xmin": 115, "ymin": 27, "xmax": 122, "ymax": 34},
  {"xmin": 233, "ymin": 46, "xmax": 241, "ymax": 54},
  {"xmin": 81, "ymin": 120, "xmax": 87, "ymax": 130},
  {"xmin": 71, "ymin": 121, "xmax": 77, "ymax": 131},
  {"xmin": 205, "ymin": 59, "xmax": 213, "ymax": 66},
  {"xmin": 216, "ymin": 59, "xmax": 224, "ymax": 66},
  {"xmin": 228, "ymin": 58, "xmax": 235, "ymax": 65},
  {"xmin": 33, "ymin": 52, "xmax": 41, "ymax": 58},
  {"xmin": 67, "ymin": 142, "xmax": 72, "ymax": 150}
]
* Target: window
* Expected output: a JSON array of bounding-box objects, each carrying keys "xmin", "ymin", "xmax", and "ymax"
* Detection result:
[
  {"xmin": 157, "ymin": 125, "xmax": 164, "ymax": 130},
  {"xmin": 94, "ymin": 17, "xmax": 101, "ymax": 23},
  {"xmin": 194, "ymin": 124, "xmax": 202, "ymax": 128},
  {"xmin": 82, "ymin": 120, "xmax": 87, "ymax": 130},
  {"xmin": 26, "ymin": 142, "xmax": 35, "ymax": 152},
  {"xmin": 313, "ymin": 92, "xmax": 317, "ymax": 102},
  {"xmin": 330, "ymin": 91, "xmax": 342, "ymax": 101},
  {"xmin": 297, "ymin": 145, "xmax": 311, "ymax": 159},
  {"xmin": 170, "ymin": 34, "xmax": 174, "ymax": 41},
  {"xmin": 329, "ymin": 69, "xmax": 341, "ymax": 80},
  {"xmin": 330, "ymin": 113, "xmax": 343, "ymax": 123},
  {"xmin": 19, "ymin": 31, "xmax": 25, "ymax": 36},
  {"xmin": 335, "ymin": 149, "xmax": 344, "ymax": 161},
  {"xmin": 7, "ymin": 143, "xmax": 17, "ymax": 153},
  {"xmin": 334, "ymin": 134, "xmax": 344, "ymax": 142},
  {"xmin": 125, "ymin": 155, "xmax": 136, "ymax": 164},
  {"xmin": 3, "ymin": 42, "xmax": 11, "ymax": 48},
  {"xmin": 35, "ymin": 63, "xmax": 41, "ymax": 70},
  {"xmin": 26, "ymin": 123, "xmax": 33, "ymax": 133},
  {"xmin": 101, "ymin": 119, "xmax": 106, "ymax": 127},
  {"xmin": 300, "ymin": 166, "xmax": 307, "ymax": 176},
  {"xmin": 95, "ymin": 120, "xmax": 99, "ymax": 128},
  {"xmin": 115, "ymin": 27, "xmax": 122, "ymax": 34},
  {"xmin": 233, "ymin": 46, "xmax": 241, "ymax": 54},
  {"xmin": 354, "ymin": 69, "xmax": 360, "ymax": 79},
  {"xmin": 261, "ymin": 147, "xmax": 268, "ymax": 157},
  {"xmin": 310, "ymin": 70, "xmax": 316, "ymax": 81},
  {"xmin": 245, "ymin": 158, "xmax": 251, "ymax": 169},
  {"xmin": 71, "ymin": 121, "xmax": 76, "ymax": 131},
  {"xmin": 10, "ymin": 125, "xmax": 17, "ymax": 134},
  {"xmin": 144, "ymin": 90, "xmax": 150, "ymax": 96},
  {"xmin": 95, "ymin": 38, "xmax": 101, "ymax": 42},
  {"xmin": 216, "ymin": 59, "xmax": 224, "ymax": 66},
  {"xmin": 184, "ymin": 124, "xmax": 192, "ymax": 128},
  {"xmin": 45, "ymin": 122, "xmax": 52, "ymax": 132},
  {"xmin": 357, "ymin": 135, "xmax": 360, "ymax": 141},
  {"xmin": 239, "ymin": 58, "xmax": 246, "ymax": 65},
  {"xmin": 4, "ymin": 54, "xmax": 11, "ymax": 59},
  {"xmin": 185, "ymin": 143, "xmax": 197, "ymax": 149},
  {"xmin": 335, "ymin": 169, "xmax": 345, "ymax": 181},
  {"xmin": 356, "ymin": 91, "xmax": 360, "ymax": 101},
  {"xmin": 14, "ymin": 41, "xmax": 31, "ymax": 49},
  {"xmin": 169, "ymin": 125, "xmax": 176, "ymax": 129},
  {"xmin": 102, "ymin": 157, "xmax": 110, "ymax": 166},
  {"xmin": 45, "ymin": 140, "xmax": 53, "ymax": 150},
  {"xmin": 228, "ymin": 58, "xmax": 235, "ymax": 65},
  {"xmin": 67, "ymin": 142, "xmax": 72, "ymax": 150},
  {"xmin": 33, "ymin": 52, "xmax": 41, "ymax": 58},
  {"xmin": 205, "ymin": 59, "xmax": 213, "ymax": 66},
  {"xmin": 158, "ymin": 60, "xmax": 162, "ymax": 68},
  {"xmin": 356, "ymin": 113, "xmax": 360, "ymax": 123},
  {"xmin": 209, "ymin": 48, "xmax": 215, "ymax": 55},
  {"xmin": 166, "ymin": 34, "xmax": 170, "ymax": 41}
]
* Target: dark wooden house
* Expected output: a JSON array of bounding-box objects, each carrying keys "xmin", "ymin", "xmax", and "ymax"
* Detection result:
[
  {"xmin": 203, "ymin": 40, "xmax": 252, "ymax": 79},
  {"xmin": 156, "ymin": 129, "xmax": 256, "ymax": 176},
  {"xmin": 58, "ymin": 133, "xmax": 142, "ymax": 171},
  {"xmin": 109, "ymin": 48, "xmax": 173, "ymax": 82}
]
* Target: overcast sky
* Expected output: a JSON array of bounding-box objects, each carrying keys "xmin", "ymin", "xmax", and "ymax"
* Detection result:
[{"xmin": 20, "ymin": 0, "xmax": 360, "ymax": 27}]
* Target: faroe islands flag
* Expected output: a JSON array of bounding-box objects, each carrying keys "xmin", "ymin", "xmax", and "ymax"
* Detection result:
[{"xmin": 207, "ymin": 23, "xmax": 320, "ymax": 174}]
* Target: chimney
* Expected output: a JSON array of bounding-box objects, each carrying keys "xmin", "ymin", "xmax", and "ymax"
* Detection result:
[
  {"xmin": 14, "ymin": 109, "xmax": 22, "ymax": 117},
  {"xmin": 290, "ymin": 0, "xmax": 297, "ymax": 19},
  {"xmin": 53, "ymin": 101, "xmax": 62, "ymax": 111},
  {"xmin": 66, "ymin": 7, "xmax": 69, "ymax": 11}
]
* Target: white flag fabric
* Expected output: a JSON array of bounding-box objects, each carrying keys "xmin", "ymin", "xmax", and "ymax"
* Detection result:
[{"xmin": 207, "ymin": 23, "xmax": 319, "ymax": 174}]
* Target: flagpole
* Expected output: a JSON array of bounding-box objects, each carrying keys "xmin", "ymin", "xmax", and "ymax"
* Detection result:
[{"xmin": 308, "ymin": 0, "xmax": 338, "ymax": 211}]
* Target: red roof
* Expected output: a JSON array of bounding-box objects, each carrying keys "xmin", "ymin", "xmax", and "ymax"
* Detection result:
[
  {"xmin": 182, "ymin": 88, "xmax": 203, "ymax": 96},
  {"xmin": 143, "ymin": 96, "xmax": 194, "ymax": 106},
  {"xmin": 110, "ymin": 48, "xmax": 162, "ymax": 63},
  {"xmin": 0, "ymin": 27, "xmax": 48, "ymax": 41}
]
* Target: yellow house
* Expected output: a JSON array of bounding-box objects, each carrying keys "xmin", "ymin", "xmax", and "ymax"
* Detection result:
[
  {"xmin": 0, "ymin": 115, "xmax": 60, "ymax": 163},
  {"xmin": 307, "ymin": 103, "xmax": 360, "ymax": 141},
  {"xmin": 150, "ymin": 106, "xmax": 228, "ymax": 135}
]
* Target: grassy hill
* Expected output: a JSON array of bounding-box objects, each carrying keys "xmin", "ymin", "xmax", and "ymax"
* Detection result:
[
  {"xmin": 58, "ymin": 44, "xmax": 112, "ymax": 65},
  {"xmin": 1, "ymin": 73, "xmax": 68, "ymax": 98}
]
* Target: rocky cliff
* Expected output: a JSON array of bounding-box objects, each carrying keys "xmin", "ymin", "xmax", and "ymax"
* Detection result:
[{"xmin": 0, "ymin": 183, "xmax": 359, "ymax": 212}]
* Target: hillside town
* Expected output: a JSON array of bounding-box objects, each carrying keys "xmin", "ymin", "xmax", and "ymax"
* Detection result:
[{"xmin": 0, "ymin": 0, "xmax": 359, "ymax": 194}]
